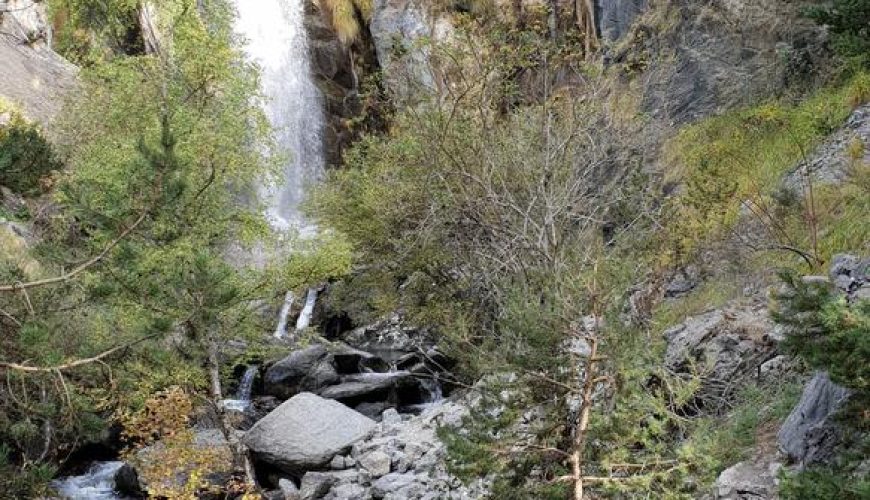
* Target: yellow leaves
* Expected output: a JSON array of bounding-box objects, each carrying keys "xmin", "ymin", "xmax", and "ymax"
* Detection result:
[
  {"xmin": 118, "ymin": 386, "xmax": 232, "ymax": 498},
  {"xmin": 319, "ymin": 0, "xmax": 372, "ymax": 45},
  {"xmin": 118, "ymin": 386, "xmax": 193, "ymax": 448}
]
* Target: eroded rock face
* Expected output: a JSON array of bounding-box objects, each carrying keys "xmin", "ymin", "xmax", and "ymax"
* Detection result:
[
  {"xmin": 777, "ymin": 372, "xmax": 851, "ymax": 467},
  {"xmin": 664, "ymin": 302, "xmax": 779, "ymax": 409},
  {"xmin": 370, "ymin": 0, "xmax": 452, "ymax": 103},
  {"xmin": 616, "ymin": 0, "xmax": 831, "ymax": 126},
  {"xmin": 597, "ymin": 0, "xmax": 649, "ymax": 42},
  {"xmin": 244, "ymin": 392, "xmax": 376, "ymax": 473},
  {"xmin": 784, "ymin": 104, "xmax": 870, "ymax": 190}
]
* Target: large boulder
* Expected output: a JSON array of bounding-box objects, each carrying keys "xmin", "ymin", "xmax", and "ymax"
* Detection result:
[
  {"xmin": 244, "ymin": 393, "xmax": 376, "ymax": 473},
  {"xmin": 777, "ymin": 371, "xmax": 851, "ymax": 466},
  {"xmin": 664, "ymin": 302, "xmax": 778, "ymax": 409},
  {"xmin": 264, "ymin": 344, "xmax": 340, "ymax": 399}
]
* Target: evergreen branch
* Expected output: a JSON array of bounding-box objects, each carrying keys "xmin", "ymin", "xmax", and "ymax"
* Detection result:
[
  {"xmin": 0, "ymin": 211, "xmax": 148, "ymax": 293},
  {"xmin": 0, "ymin": 333, "xmax": 159, "ymax": 373}
]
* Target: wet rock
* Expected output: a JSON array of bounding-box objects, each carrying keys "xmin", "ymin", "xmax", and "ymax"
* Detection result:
[
  {"xmin": 318, "ymin": 371, "xmax": 413, "ymax": 401},
  {"xmin": 113, "ymin": 463, "xmax": 143, "ymax": 497},
  {"xmin": 244, "ymin": 392, "xmax": 376, "ymax": 473},
  {"xmin": 264, "ymin": 345, "xmax": 340, "ymax": 399},
  {"xmin": 778, "ymin": 372, "xmax": 851, "ymax": 466}
]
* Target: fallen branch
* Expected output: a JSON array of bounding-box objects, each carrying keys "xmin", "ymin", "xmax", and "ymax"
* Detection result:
[
  {"xmin": 0, "ymin": 212, "xmax": 148, "ymax": 293},
  {"xmin": 0, "ymin": 333, "xmax": 159, "ymax": 373}
]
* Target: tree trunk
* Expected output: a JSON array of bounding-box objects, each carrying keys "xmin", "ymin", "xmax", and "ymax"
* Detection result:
[
  {"xmin": 206, "ymin": 338, "xmax": 257, "ymax": 489},
  {"xmin": 570, "ymin": 332, "xmax": 599, "ymax": 500}
]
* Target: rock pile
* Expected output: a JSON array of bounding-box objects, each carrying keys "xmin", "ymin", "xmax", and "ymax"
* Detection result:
[{"xmin": 254, "ymin": 393, "xmax": 488, "ymax": 500}]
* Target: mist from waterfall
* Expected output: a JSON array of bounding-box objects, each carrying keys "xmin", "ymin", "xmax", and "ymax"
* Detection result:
[{"xmin": 233, "ymin": 0, "xmax": 325, "ymax": 233}]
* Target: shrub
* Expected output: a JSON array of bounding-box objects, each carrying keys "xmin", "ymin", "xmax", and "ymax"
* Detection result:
[
  {"xmin": 805, "ymin": 0, "xmax": 870, "ymax": 69},
  {"xmin": 0, "ymin": 118, "xmax": 62, "ymax": 195},
  {"xmin": 773, "ymin": 271, "xmax": 870, "ymax": 392}
]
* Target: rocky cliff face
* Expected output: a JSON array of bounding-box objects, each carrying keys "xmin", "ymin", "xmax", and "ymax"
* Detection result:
[{"xmin": 0, "ymin": 1, "xmax": 77, "ymax": 128}]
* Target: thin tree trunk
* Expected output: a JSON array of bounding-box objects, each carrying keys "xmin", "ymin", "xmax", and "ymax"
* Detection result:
[
  {"xmin": 206, "ymin": 338, "xmax": 257, "ymax": 488},
  {"xmin": 570, "ymin": 332, "xmax": 599, "ymax": 499}
]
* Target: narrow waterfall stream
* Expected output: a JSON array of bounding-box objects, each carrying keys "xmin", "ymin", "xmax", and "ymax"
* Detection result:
[
  {"xmin": 234, "ymin": 0, "xmax": 326, "ymax": 338},
  {"xmin": 221, "ymin": 365, "xmax": 259, "ymax": 412},
  {"xmin": 294, "ymin": 287, "xmax": 318, "ymax": 331},
  {"xmin": 273, "ymin": 290, "xmax": 295, "ymax": 339}
]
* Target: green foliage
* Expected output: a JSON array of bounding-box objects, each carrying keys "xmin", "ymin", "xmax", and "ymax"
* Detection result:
[
  {"xmin": 48, "ymin": 0, "xmax": 144, "ymax": 64},
  {"xmin": 773, "ymin": 272, "xmax": 870, "ymax": 392},
  {"xmin": 780, "ymin": 466, "xmax": 870, "ymax": 499},
  {"xmin": 0, "ymin": 117, "xmax": 62, "ymax": 195},
  {"xmin": 678, "ymin": 381, "xmax": 801, "ymax": 489},
  {"xmin": 805, "ymin": 0, "xmax": 870, "ymax": 69},
  {"xmin": 664, "ymin": 73, "xmax": 869, "ymax": 266}
]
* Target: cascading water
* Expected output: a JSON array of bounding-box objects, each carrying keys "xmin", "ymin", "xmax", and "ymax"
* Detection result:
[
  {"xmin": 233, "ymin": 0, "xmax": 325, "ymax": 337},
  {"xmin": 273, "ymin": 290, "xmax": 295, "ymax": 338},
  {"xmin": 51, "ymin": 461, "xmax": 125, "ymax": 500},
  {"xmin": 295, "ymin": 287, "xmax": 318, "ymax": 331},
  {"xmin": 233, "ymin": 0, "xmax": 325, "ymax": 231},
  {"xmin": 221, "ymin": 365, "xmax": 259, "ymax": 412}
]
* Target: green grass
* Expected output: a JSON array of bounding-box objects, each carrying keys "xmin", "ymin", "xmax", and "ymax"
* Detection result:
[
  {"xmin": 679, "ymin": 380, "xmax": 803, "ymax": 489},
  {"xmin": 663, "ymin": 72, "xmax": 870, "ymax": 264}
]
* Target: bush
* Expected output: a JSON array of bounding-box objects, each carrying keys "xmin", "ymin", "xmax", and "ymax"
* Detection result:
[
  {"xmin": 773, "ymin": 271, "xmax": 870, "ymax": 392},
  {"xmin": 805, "ymin": 0, "xmax": 870, "ymax": 69},
  {"xmin": 0, "ymin": 119, "xmax": 62, "ymax": 195}
]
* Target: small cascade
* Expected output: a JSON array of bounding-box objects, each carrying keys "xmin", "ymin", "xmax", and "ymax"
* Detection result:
[
  {"xmin": 420, "ymin": 376, "xmax": 444, "ymax": 404},
  {"xmin": 221, "ymin": 365, "xmax": 258, "ymax": 412},
  {"xmin": 273, "ymin": 290, "xmax": 295, "ymax": 339},
  {"xmin": 294, "ymin": 287, "xmax": 318, "ymax": 331},
  {"xmin": 52, "ymin": 461, "xmax": 125, "ymax": 500},
  {"xmin": 401, "ymin": 376, "xmax": 445, "ymax": 414}
]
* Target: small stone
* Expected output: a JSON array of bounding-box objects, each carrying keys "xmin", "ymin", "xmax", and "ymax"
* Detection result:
[
  {"xmin": 300, "ymin": 471, "xmax": 337, "ymax": 500},
  {"xmin": 358, "ymin": 450, "xmax": 391, "ymax": 477},
  {"xmin": 381, "ymin": 408, "xmax": 402, "ymax": 426},
  {"xmin": 330, "ymin": 455, "xmax": 347, "ymax": 470},
  {"xmin": 371, "ymin": 473, "xmax": 416, "ymax": 496},
  {"xmin": 278, "ymin": 478, "xmax": 301, "ymax": 500}
]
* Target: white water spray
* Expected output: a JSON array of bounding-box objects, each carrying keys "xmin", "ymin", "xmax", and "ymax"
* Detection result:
[
  {"xmin": 221, "ymin": 365, "xmax": 259, "ymax": 412},
  {"xmin": 52, "ymin": 461, "xmax": 125, "ymax": 500}
]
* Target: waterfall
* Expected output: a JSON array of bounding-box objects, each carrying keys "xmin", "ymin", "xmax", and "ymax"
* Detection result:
[
  {"xmin": 233, "ymin": 0, "xmax": 325, "ymax": 232},
  {"xmin": 52, "ymin": 461, "xmax": 125, "ymax": 500},
  {"xmin": 221, "ymin": 365, "xmax": 259, "ymax": 412},
  {"xmin": 233, "ymin": 0, "xmax": 325, "ymax": 336},
  {"xmin": 295, "ymin": 287, "xmax": 318, "ymax": 331},
  {"xmin": 273, "ymin": 290, "xmax": 295, "ymax": 339}
]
